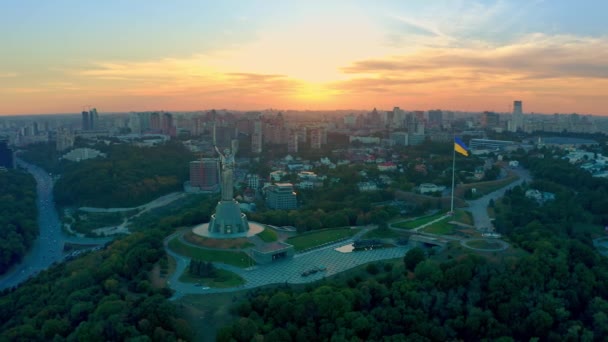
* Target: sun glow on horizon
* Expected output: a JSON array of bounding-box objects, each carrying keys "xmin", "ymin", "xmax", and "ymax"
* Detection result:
[{"xmin": 1, "ymin": 1, "xmax": 608, "ymax": 115}]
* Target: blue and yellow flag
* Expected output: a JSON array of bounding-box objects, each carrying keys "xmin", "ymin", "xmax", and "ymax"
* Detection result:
[{"xmin": 454, "ymin": 137, "xmax": 469, "ymax": 156}]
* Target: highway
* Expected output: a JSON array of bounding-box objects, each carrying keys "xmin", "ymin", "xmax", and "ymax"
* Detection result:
[{"xmin": 0, "ymin": 160, "xmax": 111, "ymax": 290}]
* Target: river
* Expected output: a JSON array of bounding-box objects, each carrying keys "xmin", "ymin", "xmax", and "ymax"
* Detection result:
[{"xmin": 0, "ymin": 160, "xmax": 111, "ymax": 290}]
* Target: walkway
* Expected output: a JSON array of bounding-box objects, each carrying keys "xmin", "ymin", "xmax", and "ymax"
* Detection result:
[
  {"xmin": 460, "ymin": 238, "xmax": 510, "ymax": 252},
  {"xmin": 79, "ymin": 192, "xmax": 187, "ymax": 213}
]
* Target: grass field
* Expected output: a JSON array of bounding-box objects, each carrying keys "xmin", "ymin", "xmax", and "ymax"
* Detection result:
[
  {"xmin": 420, "ymin": 219, "xmax": 454, "ymax": 235},
  {"xmin": 418, "ymin": 210, "xmax": 471, "ymax": 235},
  {"xmin": 392, "ymin": 212, "xmax": 447, "ymax": 229},
  {"xmin": 362, "ymin": 228, "xmax": 401, "ymax": 239},
  {"xmin": 257, "ymin": 228, "xmax": 278, "ymax": 242},
  {"xmin": 453, "ymin": 210, "xmax": 473, "ymax": 225},
  {"xmin": 179, "ymin": 268, "xmax": 245, "ymax": 288},
  {"xmin": 168, "ymin": 237, "xmax": 254, "ymax": 268},
  {"xmin": 286, "ymin": 228, "xmax": 357, "ymax": 251}
]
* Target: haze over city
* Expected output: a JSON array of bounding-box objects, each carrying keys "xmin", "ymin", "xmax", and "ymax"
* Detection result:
[{"xmin": 2, "ymin": 0, "xmax": 608, "ymax": 115}]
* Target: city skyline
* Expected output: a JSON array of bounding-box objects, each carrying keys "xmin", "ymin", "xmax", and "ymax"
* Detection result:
[{"xmin": 2, "ymin": 1, "xmax": 608, "ymax": 116}]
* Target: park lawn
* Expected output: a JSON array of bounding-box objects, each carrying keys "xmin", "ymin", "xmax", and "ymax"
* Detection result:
[
  {"xmin": 453, "ymin": 210, "xmax": 473, "ymax": 225},
  {"xmin": 420, "ymin": 217, "xmax": 454, "ymax": 235},
  {"xmin": 362, "ymin": 228, "xmax": 401, "ymax": 239},
  {"xmin": 287, "ymin": 228, "xmax": 357, "ymax": 251},
  {"xmin": 393, "ymin": 212, "xmax": 447, "ymax": 229},
  {"xmin": 179, "ymin": 268, "xmax": 245, "ymax": 288},
  {"xmin": 168, "ymin": 237, "xmax": 254, "ymax": 268},
  {"xmin": 257, "ymin": 228, "xmax": 278, "ymax": 242}
]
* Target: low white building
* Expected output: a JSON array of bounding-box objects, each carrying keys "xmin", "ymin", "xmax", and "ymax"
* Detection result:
[
  {"xmin": 62, "ymin": 148, "xmax": 106, "ymax": 162},
  {"xmin": 379, "ymin": 175, "xmax": 393, "ymax": 185},
  {"xmin": 418, "ymin": 183, "xmax": 446, "ymax": 194},
  {"xmin": 525, "ymin": 189, "xmax": 555, "ymax": 203},
  {"xmin": 297, "ymin": 171, "xmax": 318, "ymax": 181},
  {"xmin": 377, "ymin": 162, "xmax": 397, "ymax": 172},
  {"xmin": 358, "ymin": 182, "xmax": 379, "ymax": 192},
  {"xmin": 297, "ymin": 181, "xmax": 315, "ymax": 189},
  {"xmin": 270, "ymin": 170, "xmax": 287, "ymax": 182}
]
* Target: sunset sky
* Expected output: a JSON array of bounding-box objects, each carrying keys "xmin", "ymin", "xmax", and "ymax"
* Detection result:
[{"xmin": 1, "ymin": 0, "xmax": 607, "ymax": 115}]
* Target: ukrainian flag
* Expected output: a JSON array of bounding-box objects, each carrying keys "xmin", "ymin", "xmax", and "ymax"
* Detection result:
[{"xmin": 454, "ymin": 137, "xmax": 469, "ymax": 156}]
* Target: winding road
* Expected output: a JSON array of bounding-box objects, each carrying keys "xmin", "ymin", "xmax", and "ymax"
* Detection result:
[
  {"xmin": 465, "ymin": 167, "xmax": 532, "ymax": 231},
  {"xmin": 0, "ymin": 160, "xmax": 112, "ymax": 290}
]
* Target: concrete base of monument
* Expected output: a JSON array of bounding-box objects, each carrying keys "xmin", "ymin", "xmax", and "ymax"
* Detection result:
[{"xmin": 191, "ymin": 221, "xmax": 265, "ymax": 239}]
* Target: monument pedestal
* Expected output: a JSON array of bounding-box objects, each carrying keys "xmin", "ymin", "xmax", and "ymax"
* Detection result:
[{"xmin": 208, "ymin": 199, "xmax": 250, "ymax": 234}]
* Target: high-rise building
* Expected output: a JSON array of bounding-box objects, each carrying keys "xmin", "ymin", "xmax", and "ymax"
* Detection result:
[
  {"xmin": 514, "ymin": 101, "xmax": 523, "ymax": 114},
  {"xmin": 128, "ymin": 113, "xmax": 142, "ymax": 134},
  {"xmin": 0, "ymin": 139, "xmax": 14, "ymax": 169},
  {"xmin": 390, "ymin": 132, "xmax": 409, "ymax": 146},
  {"xmin": 90, "ymin": 108, "xmax": 98, "ymax": 130},
  {"xmin": 189, "ymin": 158, "xmax": 220, "ymax": 192},
  {"xmin": 366, "ymin": 108, "xmax": 381, "ymax": 128},
  {"xmin": 309, "ymin": 127, "xmax": 323, "ymax": 149},
  {"xmin": 150, "ymin": 112, "xmax": 161, "ymax": 131},
  {"xmin": 81, "ymin": 111, "xmax": 90, "ymax": 130},
  {"xmin": 287, "ymin": 129, "xmax": 298, "ymax": 153},
  {"xmin": 56, "ymin": 130, "xmax": 74, "ymax": 152},
  {"xmin": 266, "ymin": 183, "xmax": 297, "ymax": 209},
  {"xmin": 344, "ymin": 114, "xmax": 357, "ymax": 127},
  {"xmin": 512, "ymin": 100, "xmax": 523, "ymax": 132},
  {"xmin": 251, "ymin": 118, "xmax": 263, "ymax": 153},
  {"xmin": 482, "ymin": 111, "xmax": 500, "ymax": 128},
  {"xmin": 428, "ymin": 110, "xmax": 443, "ymax": 128},
  {"xmin": 81, "ymin": 108, "xmax": 99, "ymax": 130},
  {"xmin": 162, "ymin": 112, "xmax": 176, "ymax": 137},
  {"xmin": 392, "ymin": 107, "xmax": 406, "ymax": 128}
]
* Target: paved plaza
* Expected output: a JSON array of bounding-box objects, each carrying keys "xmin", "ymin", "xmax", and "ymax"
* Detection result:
[{"xmin": 167, "ymin": 235, "xmax": 410, "ymax": 298}]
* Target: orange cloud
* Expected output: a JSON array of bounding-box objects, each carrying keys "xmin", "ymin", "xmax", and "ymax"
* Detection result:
[{"xmin": 3, "ymin": 31, "xmax": 608, "ymax": 115}]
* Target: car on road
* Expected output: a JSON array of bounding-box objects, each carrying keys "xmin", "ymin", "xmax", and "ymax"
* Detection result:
[
  {"xmin": 201, "ymin": 287, "xmax": 210, "ymax": 290},
  {"xmin": 194, "ymin": 283, "xmax": 202, "ymax": 287}
]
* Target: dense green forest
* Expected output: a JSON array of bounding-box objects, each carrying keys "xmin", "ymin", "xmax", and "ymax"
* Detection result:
[
  {"xmin": 53, "ymin": 142, "xmax": 194, "ymax": 208},
  {"xmin": 0, "ymin": 169, "xmax": 37, "ymax": 275},
  {"xmin": 218, "ymin": 149, "xmax": 608, "ymax": 341},
  {"xmin": 0, "ymin": 230, "xmax": 192, "ymax": 341}
]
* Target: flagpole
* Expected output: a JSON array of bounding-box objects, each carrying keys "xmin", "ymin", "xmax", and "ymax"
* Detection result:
[{"xmin": 450, "ymin": 135, "xmax": 456, "ymax": 215}]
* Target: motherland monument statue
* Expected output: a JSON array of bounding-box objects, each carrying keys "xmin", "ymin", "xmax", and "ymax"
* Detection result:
[{"xmin": 207, "ymin": 125, "xmax": 250, "ymax": 234}]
